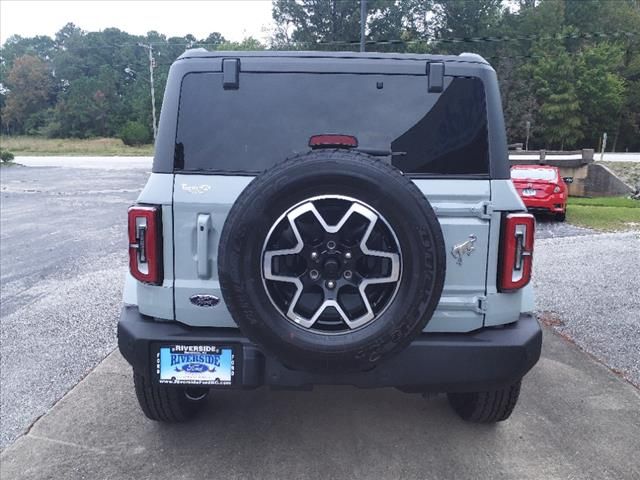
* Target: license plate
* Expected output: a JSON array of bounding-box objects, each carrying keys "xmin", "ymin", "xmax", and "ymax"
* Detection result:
[
  {"xmin": 157, "ymin": 345, "xmax": 235, "ymax": 386},
  {"xmin": 522, "ymin": 189, "xmax": 536, "ymax": 196}
]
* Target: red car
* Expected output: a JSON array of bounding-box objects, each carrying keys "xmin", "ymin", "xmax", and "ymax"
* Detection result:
[{"xmin": 511, "ymin": 165, "xmax": 571, "ymax": 221}]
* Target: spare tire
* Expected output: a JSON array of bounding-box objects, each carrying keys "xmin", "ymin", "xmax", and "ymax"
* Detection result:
[{"xmin": 218, "ymin": 150, "xmax": 445, "ymax": 372}]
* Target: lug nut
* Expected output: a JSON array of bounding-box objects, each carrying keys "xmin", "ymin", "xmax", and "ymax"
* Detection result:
[
  {"xmin": 309, "ymin": 269, "xmax": 319, "ymax": 280},
  {"xmin": 344, "ymin": 252, "xmax": 352, "ymax": 260},
  {"xmin": 327, "ymin": 240, "xmax": 336, "ymax": 250},
  {"xmin": 310, "ymin": 251, "xmax": 319, "ymax": 261},
  {"xmin": 343, "ymin": 270, "xmax": 352, "ymax": 280},
  {"xmin": 326, "ymin": 280, "xmax": 336, "ymax": 289}
]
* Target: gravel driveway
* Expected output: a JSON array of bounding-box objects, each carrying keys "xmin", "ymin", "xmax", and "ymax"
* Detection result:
[
  {"xmin": 534, "ymin": 230, "xmax": 640, "ymax": 386},
  {"xmin": 535, "ymin": 217, "xmax": 597, "ymax": 239}
]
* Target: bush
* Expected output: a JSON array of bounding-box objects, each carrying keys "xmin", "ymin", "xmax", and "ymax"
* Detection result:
[
  {"xmin": 1, "ymin": 150, "xmax": 15, "ymax": 162},
  {"xmin": 119, "ymin": 121, "xmax": 152, "ymax": 146}
]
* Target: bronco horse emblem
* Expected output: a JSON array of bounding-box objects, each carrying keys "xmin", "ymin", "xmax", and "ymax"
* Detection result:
[{"xmin": 451, "ymin": 234, "xmax": 477, "ymax": 265}]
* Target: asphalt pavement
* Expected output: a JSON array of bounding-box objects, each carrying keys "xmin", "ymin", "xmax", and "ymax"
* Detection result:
[
  {"xmin": 0, "ymin": 165, "xmax": 147, "ymax": 448},
  {"xmin": 14, "ymin": 156, "xmax": 153, "ymax": 169}
]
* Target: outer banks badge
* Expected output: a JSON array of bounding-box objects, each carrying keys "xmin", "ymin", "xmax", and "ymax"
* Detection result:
[{"xmin": 158, "ymin": 345, "xmax": 234, "ymax": 385}]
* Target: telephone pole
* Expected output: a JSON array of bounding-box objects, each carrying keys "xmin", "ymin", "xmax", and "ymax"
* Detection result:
[
  {"xmin": 360, "ymin": 0, "xmax": 367, "ymax": 52},
  {"xmin": 139, "ymin": 43, "xmax": 158, "ymax": 140}
]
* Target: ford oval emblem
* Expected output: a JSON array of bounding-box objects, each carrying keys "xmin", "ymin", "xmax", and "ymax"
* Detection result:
[
  {"xmin": 189, "ymin": 294, "xmax": 220, "ymax": 307},
  {"xmin": 182, "ymin": 363, "xmax": 209, "ymax": 373}
]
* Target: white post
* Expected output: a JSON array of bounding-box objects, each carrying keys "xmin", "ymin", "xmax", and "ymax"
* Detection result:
[{"xmin": 600, "ymin": 132, "xmax": 607, "ymax": 162}]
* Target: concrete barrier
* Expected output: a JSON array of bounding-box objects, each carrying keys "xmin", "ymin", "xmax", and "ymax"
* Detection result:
[{"xmin": 584, "ymin": 163, "xmax": 634, "ymax": 197}]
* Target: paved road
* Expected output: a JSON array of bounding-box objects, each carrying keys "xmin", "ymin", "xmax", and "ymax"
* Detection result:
[
  {"xmin": 14, "ymin": 156, "xmax": 152, "ymax": 169},
  {"xmin": 600, "ymin": 153, "xmax": 640, "ymax": 162},
  {"xmin": 0, "ymin": 165, "xmax": 148, "ymax": 448}
]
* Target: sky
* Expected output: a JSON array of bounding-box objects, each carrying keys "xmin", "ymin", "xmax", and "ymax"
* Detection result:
[{"xmin": 0, "ymin": 0, "xmax": 275, "ymax": 45}]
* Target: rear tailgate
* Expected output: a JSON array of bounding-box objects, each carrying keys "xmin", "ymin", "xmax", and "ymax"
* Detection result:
[
  {"xmin": 172, "ymin": 175, "xmax": 490, "ymax": 332},
  {"xmin": 163, "ymin": 54, "xmax": 505, "ymax": 333}
]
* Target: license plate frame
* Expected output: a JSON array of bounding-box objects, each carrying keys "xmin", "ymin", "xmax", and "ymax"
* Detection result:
[
  {"xmin": 522, "ymin": 188, "xmax": 536, "ymax": 197},
  {"xmin": 154, "ymin": 344, "xmax": 237, "ymax": 387}
]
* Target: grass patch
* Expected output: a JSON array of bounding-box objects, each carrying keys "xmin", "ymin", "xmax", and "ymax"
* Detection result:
[
  {"xmin": 569, "ymin": 196, "xmax": 638, "ymax": 208},
  {"xmin": 567, "ymin": 196, "xmax": 640, "ymax": 231},
  {"xmin": 0, "ymin": 136, "xmax": 153, "ymax": 156}
]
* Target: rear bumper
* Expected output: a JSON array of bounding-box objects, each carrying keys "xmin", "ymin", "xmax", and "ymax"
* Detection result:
[
  {"xmin": 118, "ymin": 306, "xmax": 542, "ymax": 393},
  {"xmin": 521, "ymin": 195, "xmax": 566, "ymax": 213}
]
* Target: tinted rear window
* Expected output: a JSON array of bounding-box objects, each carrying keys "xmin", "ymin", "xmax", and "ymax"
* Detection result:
[
  {"xmin": 175, "ymin": 73, "xmax": 489, "ymax": 176},
  {"xmin": 511, "ymin": 168, "xmax": 557, "ymax": 181}
]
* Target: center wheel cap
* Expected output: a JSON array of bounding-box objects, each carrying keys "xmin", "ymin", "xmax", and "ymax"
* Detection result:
[{"xmin": 322, "ymin": 257, "xmax": 341, "ymax": 279}]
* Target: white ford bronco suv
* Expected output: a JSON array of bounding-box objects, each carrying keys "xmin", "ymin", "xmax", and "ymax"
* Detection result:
[{"xmin": 118, "ymin": 50, "xmax": 541, "ymax": 424}]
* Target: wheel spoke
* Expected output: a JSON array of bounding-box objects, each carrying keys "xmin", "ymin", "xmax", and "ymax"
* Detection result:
[{"xmin": 263, "ymin": 214, "xmax": 304, "ymax": 281}]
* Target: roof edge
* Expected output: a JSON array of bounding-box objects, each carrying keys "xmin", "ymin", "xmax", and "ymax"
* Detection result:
[{"xmin": 176, "ymin": 49, "xmax": 490, "ymax": 65}]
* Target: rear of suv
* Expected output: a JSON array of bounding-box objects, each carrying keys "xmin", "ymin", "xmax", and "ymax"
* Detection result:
[
  {"xmin": 511, "ymin": 165, "xmax": 570, "ymax": 221},
  {"xmin": 118, "ymin": 50, "xmax": 541, "ymax": 424}
]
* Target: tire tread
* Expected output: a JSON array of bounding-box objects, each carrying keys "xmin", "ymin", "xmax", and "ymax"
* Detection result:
[
  {"xmin": 447, "ymin": 380, "xmax": 522, "ymax": 423},
  {"xmin": 133, "ymin": 372, "xmax": 204, "ymax": 422}
]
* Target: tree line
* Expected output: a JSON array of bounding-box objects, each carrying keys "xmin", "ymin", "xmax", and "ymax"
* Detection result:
[{"xmin": 1, "ymin": 0, "xmax": 639, "ymax": 151}]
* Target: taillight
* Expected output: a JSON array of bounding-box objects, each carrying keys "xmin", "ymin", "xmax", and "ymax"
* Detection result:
[
  {"xmin": 553, "ymin": 185, "xmax": 561, "ymax": 193},
  {"xmin": 499, "ymin": 213, "xmax": 535, "ymax": 292},
  {"xmin": 128, "ymin": 205, "xmax": 162, "ymax": 284}
]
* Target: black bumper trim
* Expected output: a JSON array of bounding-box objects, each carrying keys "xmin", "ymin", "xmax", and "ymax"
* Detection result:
[{"xmin": 118, "ymin": 306, "xmax": 542, "ymax": 392}]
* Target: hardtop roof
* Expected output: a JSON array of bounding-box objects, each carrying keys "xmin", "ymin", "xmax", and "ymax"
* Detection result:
[{"xmin": 176, "ymin": 49, "xmax": 489, "ymax": 66}]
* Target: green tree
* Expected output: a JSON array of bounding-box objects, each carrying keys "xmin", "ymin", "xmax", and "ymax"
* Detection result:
[
  {"xmin": 574, "ymin": 43, "xmax": 626, "ymax": 148},
  {"xmin": 1, "ymin": 55, "xmax": 53, "ymax": 133},
  {"xmin": 272, "ymin": 0, "xmax": 362, "ymax": 49},
  {"xmin": 54, "ymin": 75, "xmax": 117, "ymax": 137},
  {"xmin": 201, "ymin": 32, "xmax": 227, "ymax": 47},
  {"xmin": 530, "ymin": 40, "xmax": 583, "ymax": 149},
  {"xmin": 0, "ymin": 34, "xmax": 57, "ymax": 82},
  {"xmin": 218, "ymin": 37, "xmax": 266, "ymax": 51},
  {"xmin": 432, "ymin": 0, "xmax": 504, "ymax": 40},
  {"xmin": 494, "ymin": 0, "xmax": 566, "ymax": 146},
  {"xmin": 271, "ymin": 0, "xmax": 415, "ymax": 50}
]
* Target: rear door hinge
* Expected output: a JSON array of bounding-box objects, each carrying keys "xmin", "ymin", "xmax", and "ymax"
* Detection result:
[
  {"xmin": 477, "ymin": 296, "xmax": 488, "ymax": 314},
  {"xmin": 480, "ymin": 201, "xmax": 493, "ymax": 219}
]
